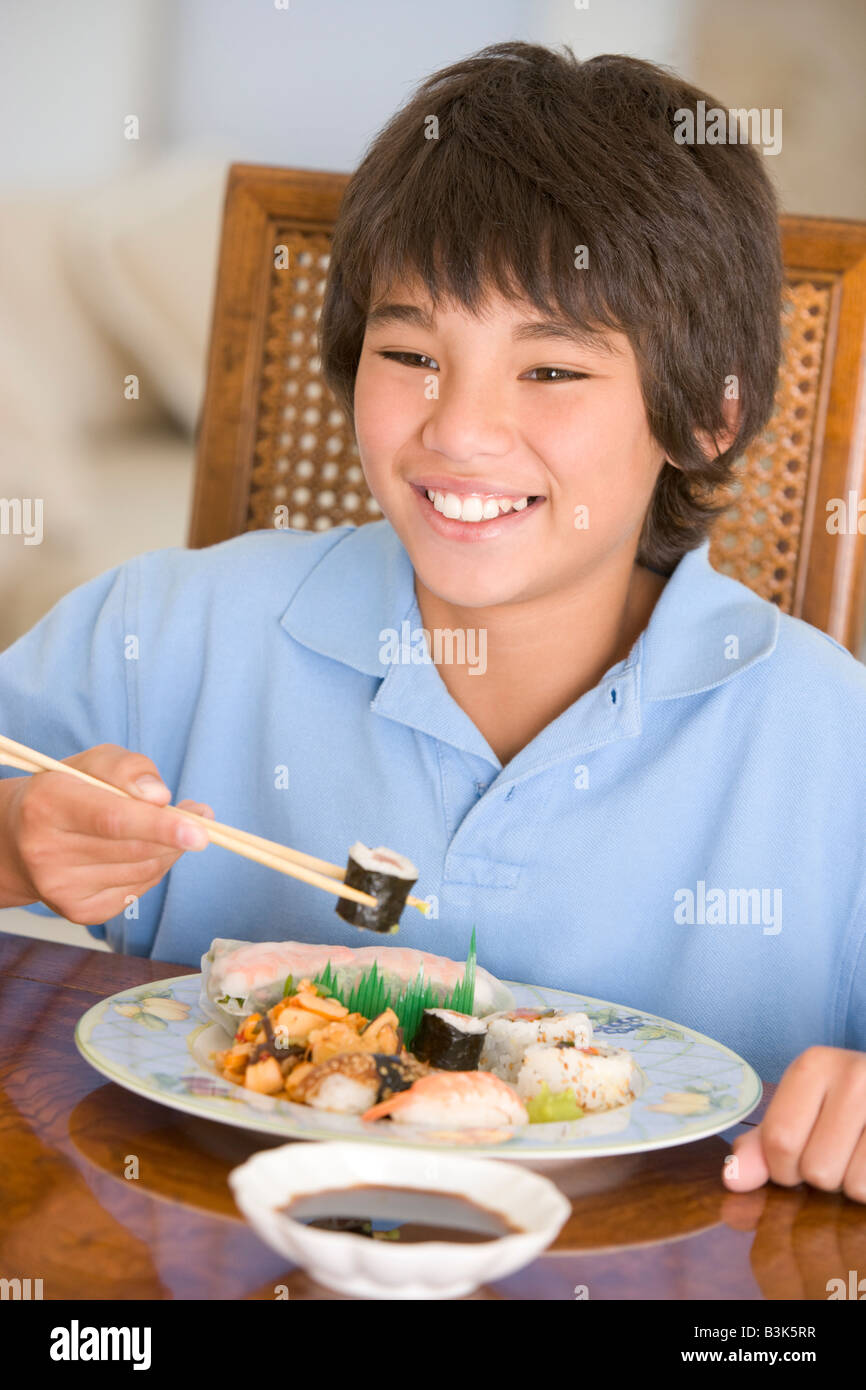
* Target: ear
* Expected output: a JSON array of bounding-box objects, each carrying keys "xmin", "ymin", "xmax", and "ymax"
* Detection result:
[{"xmin": 668, "ymin": 394, "xmax": 741, "ymax": 473}]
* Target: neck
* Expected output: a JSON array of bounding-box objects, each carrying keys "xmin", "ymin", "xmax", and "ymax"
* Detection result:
[{"xmin": 414, "ymin": 546, "xmax": 667, "ymax": 765}]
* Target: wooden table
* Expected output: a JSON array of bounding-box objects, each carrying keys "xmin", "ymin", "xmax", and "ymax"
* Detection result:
[{"xmin": 2, "ymin": 931, "xmax": 865, "ymax": 1302}]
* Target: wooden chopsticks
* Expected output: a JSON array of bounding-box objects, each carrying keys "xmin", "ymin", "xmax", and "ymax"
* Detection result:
[{"xmin": 0, "ymin": 733, "xmax": 427, "ymax": 914}]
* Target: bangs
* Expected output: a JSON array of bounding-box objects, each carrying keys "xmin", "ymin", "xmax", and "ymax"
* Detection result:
[{"xmin": 356, "ymin": 174, "xmax": 626, "ymax": 352}]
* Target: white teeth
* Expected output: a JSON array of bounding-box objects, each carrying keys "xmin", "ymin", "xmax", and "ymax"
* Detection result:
[
  {"xmin": 460, "ymin": 496, "xmax": 484, "ymax": 522},
  {"xmin": 425, "ymin": 489, "xmax": 534, "ymax": 522}
]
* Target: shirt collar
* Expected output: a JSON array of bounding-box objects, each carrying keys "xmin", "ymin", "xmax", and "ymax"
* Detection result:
[
  {"xmin": 280, "ymin": 522, "xmax": 416, "ymax": 678},
  {"xmin": 638, "ymin": 537, "xmax": 780, "ymax": 699},
  {"xmin": 279, "ymin": 523, "xmax": 780, "ymax": 765}
]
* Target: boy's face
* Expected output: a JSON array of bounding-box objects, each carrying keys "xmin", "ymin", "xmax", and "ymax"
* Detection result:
[{"xmin": 353, "ymin": 277, "xmax": 668, "ymax": 610}]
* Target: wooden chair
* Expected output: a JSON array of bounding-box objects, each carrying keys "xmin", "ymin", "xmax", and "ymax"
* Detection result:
[{"xmin": 189, "ymin": 163, "xmax": 866, "ymax": 651}]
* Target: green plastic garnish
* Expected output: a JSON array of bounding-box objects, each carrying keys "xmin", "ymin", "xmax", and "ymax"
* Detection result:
[
  {"xmin": 525, "ymin": 1083, "xmax": 585, "ymax": 1124},
  {"xmin": 307, "ymin": 926, "xmax": 478, "ymax": 1049}
]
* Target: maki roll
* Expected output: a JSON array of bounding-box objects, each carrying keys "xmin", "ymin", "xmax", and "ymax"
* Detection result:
[
  {"xmin": 480, "ymin": 1008, "xmax": 593, "ymax": 1084},
  {"xmin": 516, "ymin": 1043, "xmax": 635, "ymax": 1113},
  {"xmin": 335, "ymin": 842, "xmax": 419, "ymax": 933},
  {"xmin": 412, "ymin": 1008, "xmax": 487, "ymax": 1070}
]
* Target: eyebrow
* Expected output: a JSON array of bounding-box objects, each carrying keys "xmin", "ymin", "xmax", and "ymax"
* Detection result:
[{"xmin": 365, "ymin": 302, "xmax": 617, "ymax": 355}]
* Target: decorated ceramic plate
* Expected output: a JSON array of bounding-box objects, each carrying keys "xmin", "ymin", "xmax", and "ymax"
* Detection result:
[{"xmin": 74, "ymin": 973, "xmax": 761, "ymax": 1160}]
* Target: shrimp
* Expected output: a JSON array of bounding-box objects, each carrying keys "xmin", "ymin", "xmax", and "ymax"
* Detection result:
[{"xmin": 361, "ymin": 1070, "xmax": 528, "ymax": 1127}]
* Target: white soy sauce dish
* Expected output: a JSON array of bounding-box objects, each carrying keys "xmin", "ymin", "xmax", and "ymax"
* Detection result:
[{"xmin": 229, "ymin": 1140, "xmax": 571, "ymax": 1300}]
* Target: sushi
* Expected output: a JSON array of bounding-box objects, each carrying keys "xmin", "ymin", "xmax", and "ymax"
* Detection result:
[
  {"xmin": 480, "ymin": 1008, "xmax": 593, "ymax": 1083},
  {"xmin": 361, "ymin": 1070, "xmax": 528, "ymax": 1128},
  {"xmin": 335, "ymin": 842, "xmax": 419, "ymax": 933},
  {"xmin": 411, "ymin": 1008, "xmax": 487, "ymax": 1070},
  {"xmin": 516, "ymin": 1043, "xmax": 635, "ymax": 1113},
  {"xmin": 290, "ymin": 1053, "xmax": 383, "ymax": 1113},
  {"xmin": 289, "ymin": 1051, "xmax": 429, "ymax": 1113}
]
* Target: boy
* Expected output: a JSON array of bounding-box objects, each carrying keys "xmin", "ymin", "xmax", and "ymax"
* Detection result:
[{"xmin": 0, "ymin": 43, "xmax": 864, "ymax": 1201}]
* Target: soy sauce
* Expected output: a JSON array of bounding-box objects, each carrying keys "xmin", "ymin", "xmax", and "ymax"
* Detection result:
[{"xmin": 280, "ymin": 1184, "xmax": 521, "ymax": 1243}]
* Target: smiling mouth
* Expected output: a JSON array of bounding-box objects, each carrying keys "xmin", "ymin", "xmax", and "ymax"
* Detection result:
[{"xmin": 411, "ymin": 484, "xmax": 545, "ymax": 524}]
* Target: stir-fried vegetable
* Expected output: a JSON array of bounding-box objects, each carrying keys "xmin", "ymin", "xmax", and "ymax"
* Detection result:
[{"xmin": 214, "ymin": 977, "xmax": 404, "ymax": 1098}]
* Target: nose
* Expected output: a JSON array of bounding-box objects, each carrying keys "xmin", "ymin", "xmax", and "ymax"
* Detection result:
[{"xmin": 420, "ymin": 373, "xmax": 514, "ymax": 465}]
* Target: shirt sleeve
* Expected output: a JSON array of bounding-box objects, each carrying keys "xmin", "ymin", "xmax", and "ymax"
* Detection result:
[{"xmin": 0, "ymin": 560, "xmax": 134, "ymax": 936}]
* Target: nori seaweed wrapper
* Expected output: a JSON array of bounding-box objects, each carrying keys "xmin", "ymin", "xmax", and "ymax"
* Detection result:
[
  {"xmin": 411, "ymin": 1011, "xmax": 485, "ymax": 1070},
  {"xmin": 371, "ymin": 1052, "xmax": 427, "ymax": 1100},
  {"xmin": 335, "ymin": 849, "xmax": 418, "ymax": 933}
]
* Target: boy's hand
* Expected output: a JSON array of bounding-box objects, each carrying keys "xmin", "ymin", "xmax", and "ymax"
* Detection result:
[
  {"xmin": 723, "ymin": 1045, "xmax": 866, "ymax": 1204},
  {"xmin": 2, "ymin": 742, "xmax": 214, "ymax": 926}
]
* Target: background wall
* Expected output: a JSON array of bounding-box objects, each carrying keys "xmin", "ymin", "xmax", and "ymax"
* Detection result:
[{"xmin": 1, "ymin": 0, "xmax": 863, "ymax": 948}]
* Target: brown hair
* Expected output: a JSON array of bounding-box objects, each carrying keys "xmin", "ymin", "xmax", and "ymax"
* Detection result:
[{"xmin": 319, "ymin": 41, "xmax": 783, "ymax": 573}]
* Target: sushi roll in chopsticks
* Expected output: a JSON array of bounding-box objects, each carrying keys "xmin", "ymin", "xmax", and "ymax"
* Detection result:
[
  {"xmin": 335, "ymin": 842, "xmax": 419, "ymax": 933},
  {"xmin": 412, "ymin": 1008, "xmax": 487, "ymax": 1070}
]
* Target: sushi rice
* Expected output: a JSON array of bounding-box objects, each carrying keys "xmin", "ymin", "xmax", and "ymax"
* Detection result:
[
  {"xmin": 480, "ymin": 1008, "xmax": 593, "ymax": 1084},
  {"xmin": 516, "ymin": 1043, "xmax": 635, "ymax": 1112}
]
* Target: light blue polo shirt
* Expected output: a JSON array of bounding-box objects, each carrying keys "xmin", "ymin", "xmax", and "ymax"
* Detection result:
[{"xmin": 1, "ymin": 520, "xmax": 865, "ymax": 1083}]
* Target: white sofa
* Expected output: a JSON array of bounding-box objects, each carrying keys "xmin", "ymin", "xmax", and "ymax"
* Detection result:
[{"xmin": 0, "ymin": 151, "xmax": 228, "ymax": 649}]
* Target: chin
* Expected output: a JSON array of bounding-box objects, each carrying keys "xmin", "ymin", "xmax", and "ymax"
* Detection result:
[{"xmin": 413, "ymin": 557, "xmax": 530, "ymax": 610}]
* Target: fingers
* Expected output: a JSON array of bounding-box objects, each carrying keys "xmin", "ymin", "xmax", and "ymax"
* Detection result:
[
  {"xmin": 798, "ymin": 1054, "xmax": 866, "ymax": 1193},
  {"xmin": 63, "ymin": 743, "xmax": 173, "ymax": 804},
  {"xmin": 70, "ymin": 800, "xmax": 214, "ymax": 860},
  {"xmin": 8, "ymin": 739, "xmax": 218, "ymax": 924},
  {"xmin": 723, "ymin": 1126, "xmax": 770, "ymax": 1192},
  {"xmin": 841, "ymin": 1126, "xmax": 866, "ymax": 1209},
  {"xmin": 746, "ymin": 1048, "xmax": 830, "ymax": 1189},
  {"xmin": 42, "ymin": 778, "xmax": 209, "ymax": 854},
  {"xmin": 176, "ymin": 799, "xmax": 215, "ymax": 820},
  {"xmin": 723, "ymin": 1047, "xmax": 866, "ymax": 1199}
]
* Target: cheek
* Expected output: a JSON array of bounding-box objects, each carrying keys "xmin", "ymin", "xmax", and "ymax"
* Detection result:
[
  {"xmin": 353, "ymin": 359, "xmax": 411, "ymax": 481},
  {"xmin": 535, "ymin": 398, "xmax": 662, "ymax": 546}
]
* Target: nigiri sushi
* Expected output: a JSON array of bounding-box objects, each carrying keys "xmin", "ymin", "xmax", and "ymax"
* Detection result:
[
  {"xmin": 361, "ymin": 1070, "xmax": 528, "ymax": 1128},
  {"xmin": 290, "ymin": 1051, "xmax": 428, "ymax": 1113}
]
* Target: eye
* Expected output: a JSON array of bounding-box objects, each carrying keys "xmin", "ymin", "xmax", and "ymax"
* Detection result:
[
  {"xmin": 522, "ymin": 367, "xmax": 589, "ymax": 383},
  {"xmin": 377, "ymin": 350, "xmax": 439, "ymax": 370}
]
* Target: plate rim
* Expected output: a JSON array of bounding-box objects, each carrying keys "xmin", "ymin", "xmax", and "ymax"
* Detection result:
[{"xmin": 74, "ymin": 973, "xmax": 763, "ymax": 1160}]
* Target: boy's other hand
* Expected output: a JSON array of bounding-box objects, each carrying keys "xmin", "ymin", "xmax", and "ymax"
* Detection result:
[
  {"xmin": 723, "ymin": 1045, "xmax": 866, "ymax": 1204},
  {"xmin": 2, "ymin": 742, "xmax": 215, "ymax": 926}
]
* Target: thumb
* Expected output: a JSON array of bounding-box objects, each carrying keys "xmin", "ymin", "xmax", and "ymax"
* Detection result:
[
  {"xmin": 722, "ymin": 1125, "xmax": 770, "ymax": 1192},
  {"xmin": 176, "ymin": 800, "xmax": 215, "ymax": 820}
]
